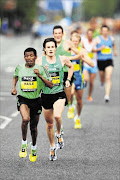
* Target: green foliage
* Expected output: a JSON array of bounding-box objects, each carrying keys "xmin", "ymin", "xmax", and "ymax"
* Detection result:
[
  {"xmin": 16, "ymin": 0, "xmax": 38, "ymax": 23},
  {"xmin": 82, "ymin": 0, "xmax": 118, "ymax": 20}
]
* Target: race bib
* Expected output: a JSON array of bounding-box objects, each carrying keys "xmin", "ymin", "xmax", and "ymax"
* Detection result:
[
  {"xmin": 88, "ymin": 52, "xmax": 94, "ymax": 59},
  {"xmin": 21, "ymin": 76, "xmax": 37, "ymax": 92},
  {"xmin": 50, "ymin": 72, "xmax": 60, "ymax": 86},
  {"xmin": 101, "ymin": 46, "xmax": 112, "ymax": 54},
  {"xmin": 73, "ymin": 64, "xmax": 80, "ymax": 72}
]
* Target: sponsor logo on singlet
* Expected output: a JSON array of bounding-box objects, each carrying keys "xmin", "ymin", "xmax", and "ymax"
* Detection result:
[{"xmin": 21, "ymin": 76, "xmax": 37, "ymax": 92}]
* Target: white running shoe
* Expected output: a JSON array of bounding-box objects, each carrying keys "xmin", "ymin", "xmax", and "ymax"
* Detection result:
[{"xmin": 104, "ymin": 95, "xmax": 110, "ymax": 102}]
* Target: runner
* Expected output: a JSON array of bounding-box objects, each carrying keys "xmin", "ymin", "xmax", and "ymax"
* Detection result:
[
  {"xmin": 93, "ymin": 25, "xmax": 118, "ymax": 102},
  {"xmin": 36, "ymin": 37, "xmax": 86, "ymax": 161},
  {"xmin": 11, "ymin": 47, "xmax": 53, "ymax": 162},
  {"xmin": 68, "ymin": 33, "xmax": 95, "ymax": 128},
  {"xmin": 82, "ymin": 29, "xmax": 97, "ymax": 102},
  {"xmin": 53, "ymin": 25, "xmax": 94, "ymax": 124}
]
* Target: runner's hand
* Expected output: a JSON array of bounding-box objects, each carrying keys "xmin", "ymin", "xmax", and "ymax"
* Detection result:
[
  {"xmin": 100, "ymin": 45, "xmax": 105, "ymax": 50},
  {"xmin": 11, "ymin": 88, "xmax": 17, "ymax": 95},
  {"xmin": 34, "ymin": 69, "xmax": 40, "ymax": 76},
  {"xmin": 65, "ymin": 80, "xmax": 70, "ymax": 88}
]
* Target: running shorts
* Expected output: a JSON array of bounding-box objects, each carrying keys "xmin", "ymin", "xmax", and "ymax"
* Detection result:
[
  {"xmin": 41, "ymin": 91, "xmax": 68, "ymax": 109},
  {"xmin": 74, "ymin": 74, "xmax": 85, "ymax": 90},
  {"xmin": 17, "ymin": 95, "xmax": 42, "ymax": 115},
  {"xmin": 97, "ymin": 59, "xmax": 114, "ymax": 71},
  {"xmin": 63, "ymin": 72, "xmax": 75, "ymax": 86},
  {"xmin": 83, "ymin": 66, "xmax": 98, "ymax": 74}
]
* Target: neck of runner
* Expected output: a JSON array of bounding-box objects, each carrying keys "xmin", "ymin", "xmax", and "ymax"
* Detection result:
[
  {"xmin": 25, "ymin": 63, "xmax": 35, "ymax": 68},
  {"xmin": 46, "ymin": 55, "xmax": 56, "ymax": 64}
]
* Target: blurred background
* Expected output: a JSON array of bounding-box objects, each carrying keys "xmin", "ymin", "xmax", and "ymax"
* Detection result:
[
  {"xmin": 0, "ymin": 2, "xmax": 120, "ymax": 179},
  {"xmin": 0, "ymin": 0, "xmax": 120, "ymax": 36}
]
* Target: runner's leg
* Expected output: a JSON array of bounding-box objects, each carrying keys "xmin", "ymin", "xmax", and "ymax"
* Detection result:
[{"xmin": 43, "ymin": 108, "xmax": 55, "ymax": 147}]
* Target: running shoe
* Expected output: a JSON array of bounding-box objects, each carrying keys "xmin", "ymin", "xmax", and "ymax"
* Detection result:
[
  {"xmin": 67, "ymin": 106, "xmax": 74, "ymax": 119},
  {"xmin": 74, "ymin": 116, "xmax": 82, "ymax": 129},
  {"xmin": 19, "ymin": 143, "xmax": 28, "ymax": 158},
  {"xmin": 104, "ymin": 95, "xmax": 110, "ymax": 103},
  {"xmin": 29, "ymin": 143, "xmax": 37, "ymax": 162},
  {"xmin": 87, "ymin": 96, "xmax": 93, "ymax": 102},
  {"xmin": 49, "ymin": 147, "xmax": 57, "ymax": 161},
  {"xmin": 56, "ymin": 134, "xmax": 64, "ymax": 149}
]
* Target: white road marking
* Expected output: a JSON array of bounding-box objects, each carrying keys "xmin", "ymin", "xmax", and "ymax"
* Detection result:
[
  {"xmin": 10, "ymin": 111, "xmax": 20, "ymax": 117},
  {"xmin": 0, "ymin": 111, "xmax": 19, "ymax": 129},
  {"xmin": 0, "ymin": 116, "xmax": 12, "ymax": 129}
]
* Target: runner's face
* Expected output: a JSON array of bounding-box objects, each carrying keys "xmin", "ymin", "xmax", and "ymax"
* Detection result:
[
  {"xmin": 71, "ymin": 37, "xmax": 80, "ymax": 48},
  {"xmin": 53, "ymin": 28, "xmax": 63, "ymax": 43},
  {"xmin": 87, "ymin": 31, "xmax": 93, "ymax": 40},
  {"xmin": 101, "ymin": 27, "xmax": 109, "ymax": 37},
  {"xmin": 44, "ymin": 41, "xmax": 56, "ymax": 57},
  {"xmin": 24, "ymin": 51, "xmax": 36, "ymax": 67}
]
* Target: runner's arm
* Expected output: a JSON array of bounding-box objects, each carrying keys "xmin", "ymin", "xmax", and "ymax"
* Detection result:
[
  {"xmin": 61, "ymin": 56, "xmax": 74, "ymax": 87},
  {"xmin": 92, "ymin": 37, "xmax": 105, "ymax": 52},
  {"xmin": 112, "ymin": 37, "xmax": 118, "ymax": 56},
  {"xmin": 34, "ymin": 68, "xmax": 53, "ymax": 89},
  {"xmin": 80, "ymin": 48, "xmax": 94, "ymax": 67},
  {"xmin": 11, "ymin": 77, "xmax": 18, "ymax": 95}
]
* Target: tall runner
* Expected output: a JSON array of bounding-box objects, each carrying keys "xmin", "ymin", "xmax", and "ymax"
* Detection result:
[
  {"xmin": 93, "ymin": 25, "xmax": 117, "ymax": 102},
  {"xmin": 82, "ymin": 29, "xmax": 97, "ymax": 102},
  {"xmin": 53, "ymin": 25, "xmax": 94, "ymax": 121},
  {"xmin": 36, "ymin": 37, "xmax": 88, "ymax": 160},
  {"xmin": 11, "ymin": 47, "xmax": 53, "ymax": 162}
]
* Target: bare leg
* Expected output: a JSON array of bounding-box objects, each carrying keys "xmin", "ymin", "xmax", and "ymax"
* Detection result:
[
  {"xmin": 30, "ymin": 114, "xmax": 40, "ymax": 146},
  {"xmin": 64, "ymin": 86, "xmax": 72, "ymax": 104},
  {"xmin": 83, "ymin": 69, "xmax": 89, "ymax": 87},
  {"xmin": 43, "ymin": 108, "xmax": 55, "ymax": 147},
  {"xmin": 88, "ymin": 73, "xmax": 96, "ymax": 97},
  {"xmin": 53, "ymin": 99, "xmax": 65, "ymax": 135},
  {"xmin": 75, "ymin": 89, "xmax": 84, "ymax": 116},
  {"xmin": 20, "ymin": 104, "xmax": 30, "ymax": 141},
  {"xmin": 99, "ymin": 70, "xmax": 105, "ymax": 85},
  {"xmin": 105, "ymin": 66, "xmax": 113, "ymax": 96}
]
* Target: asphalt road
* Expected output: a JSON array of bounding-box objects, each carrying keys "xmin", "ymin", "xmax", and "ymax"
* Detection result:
[{"xmin": 0, "ymin": 34, "xmax": 120, "ymax": 180}]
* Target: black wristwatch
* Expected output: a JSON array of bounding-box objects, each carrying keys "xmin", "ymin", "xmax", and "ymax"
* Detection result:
[{"xmin": 66, "ymin": 78, "xmax": 71, "ymax": 82}]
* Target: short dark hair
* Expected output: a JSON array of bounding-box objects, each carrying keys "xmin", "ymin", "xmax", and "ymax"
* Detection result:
[
  {"xmin": 24, "ymin": 47, "xmax": 37, "ymax": 56},
  {"xmin": 43, "ymin": 38, "xmax": 57, "ymax": 49},
  {"xmin": 101, "ymin": 25, "xmax": 110, "ymax": 30},
  {"xmin": 53, "ymin": 25, "xmax": 64, "ymax": 33}
]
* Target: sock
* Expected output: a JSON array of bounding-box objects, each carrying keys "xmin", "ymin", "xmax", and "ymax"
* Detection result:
[
  {"xmin": 22, "ymin": 140, "xmax": 27, "ymax": 145},
  {"xmin": 31, "ymin": 144, "xmax": 37, "ymax": 150}
]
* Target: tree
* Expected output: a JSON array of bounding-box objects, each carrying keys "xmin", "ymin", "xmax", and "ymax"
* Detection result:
[{"xmin": 82, "ymin": 0, "xmax": 119, "ymax": 20}]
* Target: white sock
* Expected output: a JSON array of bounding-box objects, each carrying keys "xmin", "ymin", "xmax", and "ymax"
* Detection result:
[
  {"xmin": 77, "ymin": 114, "xmax": 80, "ymax": 119},
  {"xmin": 31, "ymin": 144, "xmax": 37, "ymax": 150},
  {"xmin": 22, "ymin": 140, "xmax": 27, "ymax": 145}
]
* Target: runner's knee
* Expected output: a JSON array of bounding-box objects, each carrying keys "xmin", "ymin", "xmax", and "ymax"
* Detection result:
[
  {"xmin": 54, "ymin": 114, "xmax": 61, "ymax": 122},
  {"xmin": 47, "ymin": 122, "xmax": 53, "ymax": 130}
]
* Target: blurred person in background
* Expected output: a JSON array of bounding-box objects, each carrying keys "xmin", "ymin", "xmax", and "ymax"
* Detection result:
[
  {"xmin": 89, "ymin": 18, "xmax": 100, "ymax": 38},
  {"xmin": 92, "ymin": 25, "xmax": 118, "ymax": 102},
  {"xmin": 82, "ymin": 29, "xmax": 97, "ymax": 102},
  {"xmin": 68, "ymin": 33, "xmax": 94, "ymax": 129}
]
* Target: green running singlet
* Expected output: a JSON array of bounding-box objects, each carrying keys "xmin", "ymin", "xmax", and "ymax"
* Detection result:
[
  {"xmin": 14, "ymin": 64, "xmax": 50, "ymax": 99},
  {"xmin": 55, "ymin": 40, "xmax": 71, "ymax": 72},
  {"xmin": 42, "ymin": 55, "xmax": 64, "ymax": 94}
]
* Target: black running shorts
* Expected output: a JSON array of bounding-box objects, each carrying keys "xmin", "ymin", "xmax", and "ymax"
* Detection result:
[
  {"xmin": 41, "ymin": 91, "xmax": 68, "ymax": 109},
  {"xmin": 63, "ymin": 72, "xmax": 75, "ymax": 87},
  {"xmin": 97, "ymin": 59, "xmax": 114, "ymax": 71},
  {"xmin": 17, "ymin": 95, "xmax": 42, "ymax": 115}
]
